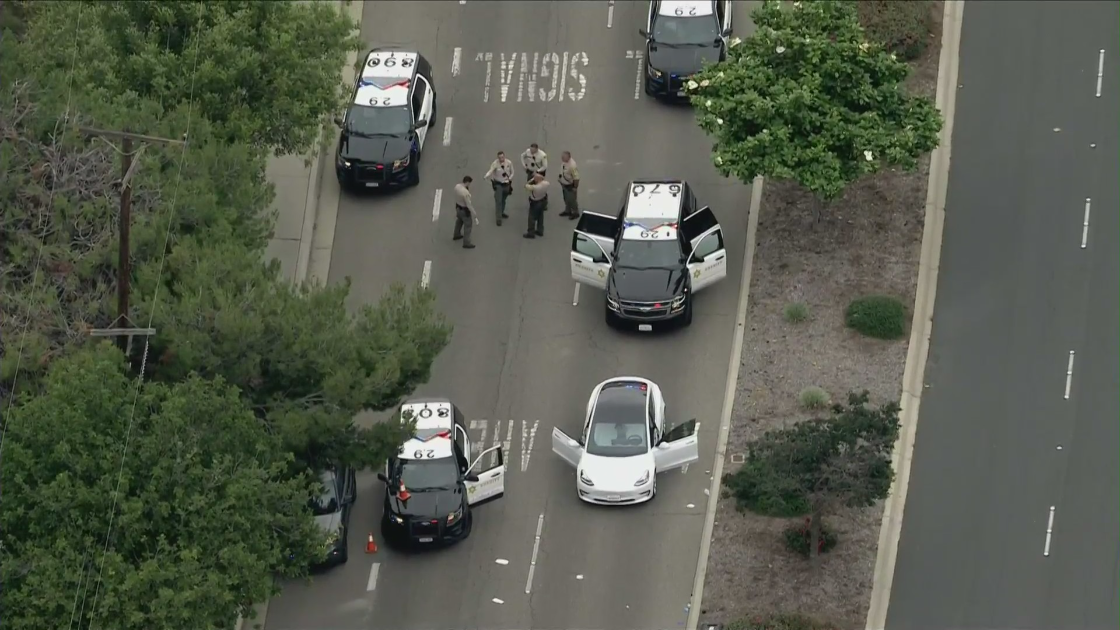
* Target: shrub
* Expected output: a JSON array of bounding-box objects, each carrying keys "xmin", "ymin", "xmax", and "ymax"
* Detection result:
[
  {"xmin": 783, "ymin": 518, "xmax": 839, "ymax": 558},
  {"xmin": 798, "ymin": 386, "xmax": 830, "ymax": 410},
  {"xmin": 845, "ymin": 295, "xmax": 907, "ymax": 340},
  {"xmin": 857, "ymin": 0, "xmax": 935, "ymax": 61},
  {"xmin": 727, "ymin": 612, "xmax": 840, "ymax": 630},
  {"xmin": 782, "ymin": 302, "xmax": 810, "ymax": 324},
  {"xmin": 723, "ymin": 457, "xmax": 810, "ymax": 518}
]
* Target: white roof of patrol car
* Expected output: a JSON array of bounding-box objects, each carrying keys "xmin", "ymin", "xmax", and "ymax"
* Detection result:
[
  {"xmin": 625, "ymin": 181, "xmax": 684, "ymax": 222},
  {"xmin": 659, "ymin": 0, "xmax": 713, "ymax": 17},
  {"xmin": 355, "ymin": 50, "xmax": 418, "ymax": 108},
  {"xmin": 399, "ymin": 433, "xmax": 454, "ymax": 460},
  {"xmin": 398, "ymin": 400, "xmax": 455, "ymax": 460}
]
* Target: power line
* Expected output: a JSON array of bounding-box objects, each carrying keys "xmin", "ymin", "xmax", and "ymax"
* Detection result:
[{"xmin": 83, "ymin": 3, "xmax": 206, "ymax": 627}]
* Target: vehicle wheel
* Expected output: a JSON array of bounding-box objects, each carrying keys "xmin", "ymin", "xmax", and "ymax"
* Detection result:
[
  {"xmin": 463, "ymin": 512, "xmax": 474, "ymax": 538},
  {"xmin": 681, "ymin": 300, "xmax": 693, "ymax": 328},
  {"xmin": 407, "ymin": 160, "xmax": 420, "ymax": 187},
  {"xmin": 652, "ymin": 478, "xmax": 657, "ymax": 501},
  {"xmin": 429, "ymin": 101, "xmax": 437, "ymax": 127},
  {"xmin": 604, "ymin": 302, "xmax": 618, "ymax": 329},
  {"xmin": 338, "ymin": 540, "xmax": 349, "ymax": 564},
  {"xmin": 380, "ymin": 515, "xmax": 394, "ymax": 546}
]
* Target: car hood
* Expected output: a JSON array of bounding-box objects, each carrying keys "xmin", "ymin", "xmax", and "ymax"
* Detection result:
[
  {"xmin": 611, "ymin": 265, "xmax": 687, "ymax": 302},
  {"xmin": 313, "ymin": 511, "xmax": 342, "ymax": 534},
  {"xmin": 339, "ymin": 133, "xmax": 411, "ymax": 163},
  {"xmin": 647, "ymin": 42, "xmax": 723, "ymax": 76},
  {"xmin": 579, "ymin": 452, "xmax": 655, "ymax": 491},
  {"xmin": 388, "ymin": 487, "xmax": 461, "ymax": 519}
]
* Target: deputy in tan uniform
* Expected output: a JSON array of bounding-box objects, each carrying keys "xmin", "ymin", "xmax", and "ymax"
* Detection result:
[
  {"xmin": 452, "ymin": 175, "xmax": 479, "ymax": 249},
  {"xmin": 523, "ymin": 174, "xmax": 550, "ymax": 239},
  {"xmin": 558, "ymin": 151, "xmax": 580, "ymax": 220},
  {"xmin": 521, "ymin": 143, "xmax": 548, "ymax": 181},
  {"xmin": 484, "ymin": 150, "xmax": 515, "ymax": 226}
]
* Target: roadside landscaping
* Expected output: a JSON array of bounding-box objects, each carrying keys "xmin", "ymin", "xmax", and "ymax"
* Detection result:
[{"xmin": 697, "ymin": 2, "xmax": 945, "ymax": 629}]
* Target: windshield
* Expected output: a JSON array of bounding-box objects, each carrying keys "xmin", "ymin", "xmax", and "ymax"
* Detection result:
[
  {"xmin": 309, "ymin": 471, "xmax": 340, "ymax": 516},
  {"xmin": 652, "ymin": 15, "xmax": 720, "ymax": 45},
  {"xmin": 347, "ymin": 104, "xmax": 412, "ymax": 136},
  {"xmin": 393, "ymin": 457, "xmax": 460, "ymax": 491},
  {"xmin": 615, "ymin": 239, "xmax": 682, "ymax": 268},
  {"xmin": 586, "ymin": 420, "xmax": 650, "ymax": 458}
]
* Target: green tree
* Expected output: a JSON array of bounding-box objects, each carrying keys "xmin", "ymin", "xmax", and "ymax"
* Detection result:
[
  {"xmin": 724, "ymin": 391, "xmax": 900, "ymax": 560},
  {"xmin": 133, "ymin": 235, "xmax": 450, "ymax": 471},
  {"xmin": 0, "ymin": 344, "xmax": 323, "ymax": 630},
  {"xmin": 688, "ymin": 0, "xmax": 942, "ymax": 213},
  {"xmin": 10, "ymin": 0, "xmax": 360, "ymax": 155}
]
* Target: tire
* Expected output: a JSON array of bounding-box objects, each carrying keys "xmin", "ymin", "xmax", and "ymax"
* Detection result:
[
  {"xmin": 407, "ymin": 158, "xmax": 420, "ymax": 187},
  {"xmin": 681, "ymin": 300, "xmax": 693, "ymax": 328},
  {"xmin": 652, "ymin": 478, "xmax": 657, "ymax": 501},
  {"xmin": 429, "ymin": 100, "xmax": 437, "ymax": 127},
  {"xmin": 605, "ymin": 302, "xmax": 618, "ymax": 329},
  {"xmin": 338, "ymin": 538, "xmax": 349, "ymax": 564}
]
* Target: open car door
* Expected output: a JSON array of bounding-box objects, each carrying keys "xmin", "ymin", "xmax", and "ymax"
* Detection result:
[
  {"xmin": 682, "ymin": 207, "xmax": 728, "ymax": 292},
  {"xmin": 465, "ymin": 445, "xmax": 505, "ymax": 506},
  {"xmin": 654, "ymin": 419, "xmax": 700, "ymax": 473},
  {"xmin": 551, "ymin": 427, "xmax": 583, "ymax": 468},
  {"xmin": 571, "ymin": 212, "xmax": 618, "ymax": 290}
]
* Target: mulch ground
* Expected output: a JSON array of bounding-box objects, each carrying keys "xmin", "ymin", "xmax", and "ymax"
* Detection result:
[{"xmin": 698, "ymin": 4, "xmax": 945, "ymax": 629}]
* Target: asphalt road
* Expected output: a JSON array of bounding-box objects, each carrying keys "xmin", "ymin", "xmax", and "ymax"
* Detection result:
[
  {"xmin": 266, "ymin": 2, "xmax": 757, "ymax": 629},
  {"xmin": 885, "ymin": 3, "xmax": 1119, "ymax": 630}
]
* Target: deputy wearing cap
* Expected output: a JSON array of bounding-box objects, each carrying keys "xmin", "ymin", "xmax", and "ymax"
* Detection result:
[
  {"xmin": 484, "ymin": 150, "xmax": 515, "ymax": 226},
  {"xmin": 521, "ymin": 143, "xmax": 548, "ymax": 181},
  {"xmin": 523, "ymin": 173, "xmax": 550, "ymax": 240},
  {"xmin": 558, "ymin": 151, "xmax": 581, "ymax": 220},
  {"xmin": 452, "ymin": 175, "xmax": 479, "ymax": 249}
]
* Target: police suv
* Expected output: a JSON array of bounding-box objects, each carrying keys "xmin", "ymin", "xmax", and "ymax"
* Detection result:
[
  {"xmin": 638, "ymin": 1, "xmax": 733, "ymax": 100},
  {"xmin": 570, "ymin": 180, "xmax": 728, "ymax": 331},
  {"xmin": 378, "ymin": 398, "xmax": 505, "ymax": 547},
  {"xmin": 334, "ymin": 49, "xmax": 437, "ymax": 190}
]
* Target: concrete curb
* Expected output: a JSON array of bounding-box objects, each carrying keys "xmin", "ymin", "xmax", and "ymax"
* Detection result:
[
  {"xmin": 864, "ymin": 2, "xmax": 966, "ymax": 629},
  {"xmin": 686, "ymin": 175, "xmax": 764, "ymax": 630}
]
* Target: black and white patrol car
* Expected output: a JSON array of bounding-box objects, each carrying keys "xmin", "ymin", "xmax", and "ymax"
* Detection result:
[
  {"xmin": 638, "ymin": 0, "xmax": 733, "ymax": 100},
  {"xmin": 378, "ymin": 399, "xmax": 505, "ymax": 547},
  {"xmin": 570, "ymin": 180, "xmax": 729, "ymax": 331},
  {"xmin": 334, "ymin": 49, "xmax": 437, "ymax": 191}
]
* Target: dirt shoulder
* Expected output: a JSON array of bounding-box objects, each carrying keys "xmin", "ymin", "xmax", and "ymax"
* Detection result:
[{"xmin": 697, "ymin": 4, "xmax": 945, "ymax": 629}]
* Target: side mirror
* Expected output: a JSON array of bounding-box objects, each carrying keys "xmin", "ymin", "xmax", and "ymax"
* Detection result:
[
  {"xmin": 638, "ymin": 28, "xmax": 648, "ymax": 38},
  {"xmin": 465, "ymin": 473, "xmax": 480, "ymax": 483},
  {"xmin": 657, "ymin": 442, "xmax": 671, "ymax": 450},
  {"xmin": 333, "ymin": 115, "xmax": 343, "ymax": 127},
  {"xmin": 415, "ymin": 118, "xmax": 427, "ymax": 128},
  {"xmin": 376, "ymin": 473, "xmax": 389, "ymax": 484}
]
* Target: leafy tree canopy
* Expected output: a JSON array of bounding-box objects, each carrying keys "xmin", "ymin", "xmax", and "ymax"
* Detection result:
[
  {"xmin": 0, "ymin": 344, "xmax": 323, "ymax": 630},
  {"xmin": 688, "ymin": 0, "xmax": 942, "ymax": 201},
  {"xmin": 9, "ymin": 0, "xmax": 360, "ymax": 155},
  {"xmin": 133, "ymin": 235, "xmax": 450, "ymax": 470},
  {"xmin": 724, "ymin": 391, "xmax": 900, "ymax": 556}
]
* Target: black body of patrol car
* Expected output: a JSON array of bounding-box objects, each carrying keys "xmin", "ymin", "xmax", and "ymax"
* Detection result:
[
  {"xmin": 639, "ymin": 1, "xmax": 732, "ymax": 100},
  {"xmin": 334, "ymin": 49, "xmax": 437, "ymax": 191},
  {"xmin": 378, "ymin": 454, "xmax": 478, "ymax": 547}
]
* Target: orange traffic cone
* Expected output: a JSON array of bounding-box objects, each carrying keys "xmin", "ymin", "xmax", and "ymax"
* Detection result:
[{"xmin": 365, "ymin": 532, "xmax": 378, "ymax": 554}]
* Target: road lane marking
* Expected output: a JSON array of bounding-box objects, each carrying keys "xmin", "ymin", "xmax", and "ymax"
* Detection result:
[
  {"xmin": 558, "ymin": 51, "xmax": 570, "ymax": 101},
  {"xmin": 366, "ymin": 563, "xmax": 380, "ymax": 591},
  {"xmin": 1043, "ymin": 506, "xmax": 1056, "ymax": 556},
  {"xmin": 1081, "ymin": 198, "xmax": 1091, "ymax": 249},
  {"xmin": 626, "ymin": 50, "xmax": 644, "ymax": 100},
  {"xmin": 1063, "ymin": 351, "xmax": 1075, "ymax": 399},
  {"xmin": 477, "ymin": 52, "xmax": 493, "ymax": 103},
  {"xmin": 492, "ymin": 598, "xmax": 504, "ymax": 604},
  {"xmin": 442, "ymin": 117, "xmax": 453, "ymax": 146},
  {"xmin": 471, "ymin": 420, "xmax": 490, "ymax": 460},
  {"xmin": 495, "ymin": 558, "xmax": 509, "ymax": 565},
  {"xmin": 479, "ymin": 51, "xmax": 589, "ymax": 103},
  {"xmin": 572, "ymin": 282, "xmax": 580, "ymax": 306},
  {"xmin": 421, "ymin": 260, "xmax": 431, "ymax": 289},
  {"xmin": 1096, "ymin": 49, "xmax": 1105, "ymax": 97},
  {"xmin": 607, "ymin": 0, "xmax": 615, "ymax": 27},
  {"xmin": 521, "ymin": 420, "xmax": 539, "ymax": 472},
  {"xmin": 452, "ymin": 47, "xmax": 462, "ymax": 77},
  {"xmin": 432, "ymin": 188, "xmax": 442, "ymax": 222},
  {"xmin": 525, "ymin": 513, "xmax": 545, "ymax": 594}
]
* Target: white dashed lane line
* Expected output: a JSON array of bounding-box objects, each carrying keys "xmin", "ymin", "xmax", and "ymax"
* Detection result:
[
  {"xmin": 442, "ymin": 117, "xmax": 453, "ymax": 147},
  {"xmin": 421, "ymin": 260, "xmax": 432, "ymax": 289},
  {"xmin": 432, "ymin": 188, "xmax": 442, "ymax": 222},
  {"xmin": 366, "ymin": 563, "xmax": 380, "ymax": 592},
  {"xmin": 452, "ymin": 47, "xmax": 462, "ymax": 77}
]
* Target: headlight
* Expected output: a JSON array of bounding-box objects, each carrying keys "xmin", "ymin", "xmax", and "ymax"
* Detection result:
[
  {"xmin": 579, "ymin": 469, "xmax": 594, "ymax": 486},
  {"xmin": 647, "ymin": 64, "xmax": 662, "ymax": 79},
  {"xmin": 337, "ymin": 154, "xmax": 350, "ymax": 168},
  {"xmin": 393, "ymin": 156, "xmax": 410, "ymax": 170},
  {"xmin": 671, "ymin": 294, "xmax": 687, "ymax": 310},
  {"xmin": 447, "ymin": 507, "xmax": 463, "ymax": 524},
  {"xmin": 634, "ymin": 470, "xmax": 651, "ymax": 487},
  {"xmin": 389, "ymin": 514, "xmax": 404, "ymax": 525}
]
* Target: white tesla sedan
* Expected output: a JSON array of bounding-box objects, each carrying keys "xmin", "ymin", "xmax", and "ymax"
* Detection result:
[{"xmin": 551, "ymin": 376, "xmax": 699, "ymax": 505}]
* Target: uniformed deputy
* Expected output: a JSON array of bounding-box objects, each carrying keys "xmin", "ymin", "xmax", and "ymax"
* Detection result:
[
  {"xmin": 523, "ymin": 173, "xmax": 550, "ymax": 240},
  {"xmin": 452, "ymin": 175, "xmax": 479, "ymax": 249},
  {"xmin": 521, "ymin": 143, "xmax": 548, "ymax": 181},
  {"xmin": 484, "ymin": 150, "xmax": 515, "ymax": 226},
  {"xmin": 558, "ymin": 151, "xmax": 581, "ymax": 220}
]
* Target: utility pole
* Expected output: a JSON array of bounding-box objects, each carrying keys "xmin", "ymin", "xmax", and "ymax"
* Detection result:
[{"xmin": 78, "ymin": 127, "xmax": 187, "ymax": 356}]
